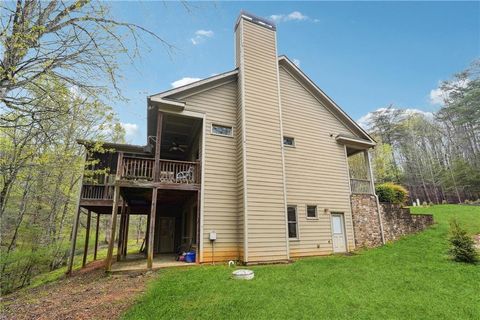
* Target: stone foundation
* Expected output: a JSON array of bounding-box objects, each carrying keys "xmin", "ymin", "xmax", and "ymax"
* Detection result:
[{"xmin": 350, "ymin": 194, "xmax": 434, "ymax": 248}]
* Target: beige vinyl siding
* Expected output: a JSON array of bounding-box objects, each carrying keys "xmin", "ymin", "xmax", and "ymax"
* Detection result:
[
  {"xmin": 279, "ymin": 66, "xmax": 356, "ymax": 257},
  {"xmin": 173, "ymin": 81, "xmax": 239, "ymax": 262},
  {"xmin": 239, "ymin": 19, "xmax": 288, "ymax": 262}
]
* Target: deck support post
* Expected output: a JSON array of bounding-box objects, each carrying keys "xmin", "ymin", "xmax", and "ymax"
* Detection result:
[
  {"xmin": 123, "ymin": 208, "xmax": 130, "ymax": 257},
  {"xmin": 94, "ymin": 213, "xmax": 100, "ymax": 260},
  {"xmin": 82, "ymin": 210, "xmax": 91, "ymax": 267},
  {"xmin": 67, "ymin": 152, "xmax": 87, "ymax": 276},
  {"xmin": 105, "ymin": 185, "xmax": 120, "ymax": 272},
  {"xmin": 147, "ymin": 188, "xmax": 157, "ymax": 269},
  {"xmin": 117, "ymin": 202, "xmax": 126, "ymax": 261},
  {"xmin": 145, "ymin": 212, "xmax": 150, "ymax": 254},
  {"xmin": 67, "ymin": 207, "xmax": 82, "ymax": 275}
]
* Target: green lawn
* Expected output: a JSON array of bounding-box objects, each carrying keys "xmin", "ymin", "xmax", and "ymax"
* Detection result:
[{"xmin": 124, "ymin": 205, "xmax": 480, "ymax": 319}]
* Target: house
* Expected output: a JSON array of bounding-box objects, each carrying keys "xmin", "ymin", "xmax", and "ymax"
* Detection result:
[{"xmin": 67, "ymin": 12, "xmax": 381, "ymax": 272}]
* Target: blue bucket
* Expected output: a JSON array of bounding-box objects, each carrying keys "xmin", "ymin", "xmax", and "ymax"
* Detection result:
[{"xmin": 185, "ymin": 251, "xmax": 196, "ymax": 263}]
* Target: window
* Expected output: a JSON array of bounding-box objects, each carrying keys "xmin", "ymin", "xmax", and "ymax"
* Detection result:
[
  {"xmin": 306, "ymin": 205, "xmax": 318, "ymax": 219},
  {"xmin": 287, "ymin": 206, "xmax": 298, "ymax": 239},
  {"xmin": 211, "ymin": 124, "xmax": 233, "ymax": 137},
  {"xmin": 283, "ymin": 136, "xmax": 295, "ymax": 147}
]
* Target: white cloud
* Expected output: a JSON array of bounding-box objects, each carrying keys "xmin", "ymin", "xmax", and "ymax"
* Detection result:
[
  {"xmin": 429, "ymin": 79, "xmax": 469, "ymax": 105},
  {"xmin": 286, "ymin": 11, "xmax": 308, "ymax": 21},
  {"xmin": 171, "ymin": 77, "xmax": 201, "ymax": 88},
  {"xmin": 293, "ymin": 58, "xmax": 301, "ymax": 67},
  {"xmin": 190, "ymin": 29, "xmax": 214, "ymax": 45},
  {"xmin": 121, "ymin": 123, "xmax": 139, "ymax": 142},
  {"xmin": 429, "ymin": 88, "xmax": 446, "ymax": 105},
  {"xmin": 269, "ymin": 11, "xmax": 316, "ymax": 23},
  {"xmin": 357, "ymin": 107, "xmax": 434, "ymax": 130}
]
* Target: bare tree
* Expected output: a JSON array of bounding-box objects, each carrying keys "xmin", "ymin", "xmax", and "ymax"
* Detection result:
[{"xmin": 0, "ymin": 0, "xmax": 173, "ymax": 126}]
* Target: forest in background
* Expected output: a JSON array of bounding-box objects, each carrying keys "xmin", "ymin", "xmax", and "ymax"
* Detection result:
[
  {"xmin": 350, "ymin": 60, "xmax": 480, "ymax": 205},
  {"xmin": 1, "ymin": 1, "xmax": 479, "ymax": 294}
]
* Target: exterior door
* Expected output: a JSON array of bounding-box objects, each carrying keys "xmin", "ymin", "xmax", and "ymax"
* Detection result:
[
  {"xmin": 159, "ymin": 217, "xmax": 175, "ymax": 253},
  {"xmin": 331, "ymin": 213, "xmax": 347, "ymax": 253}
]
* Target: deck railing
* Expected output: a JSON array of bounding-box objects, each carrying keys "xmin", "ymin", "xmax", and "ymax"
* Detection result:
[
  {"xmin": 119, "ymin": 156, "xmax": 200, "ymax": 184},
  {"xmin": 81, "ymin": 184, "xmax": 114, "ymax": 200},
  {"xmin": 350, "ymin": 178, "xmax": 373, "ymax": 194}
]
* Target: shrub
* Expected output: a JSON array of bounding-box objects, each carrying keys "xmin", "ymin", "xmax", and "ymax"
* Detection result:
[
  {"xmin": 375, "ymin": 183, "xmax": 408, "ymax": 204},
  {"xmin": 448, "ymin": 219, "xmax": 478, "ymax": 263}
]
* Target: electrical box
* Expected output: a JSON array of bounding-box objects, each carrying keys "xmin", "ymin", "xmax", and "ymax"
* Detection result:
[{"xmin": 209, "ymin": 231, "xmax": 217, "ymax": 241}]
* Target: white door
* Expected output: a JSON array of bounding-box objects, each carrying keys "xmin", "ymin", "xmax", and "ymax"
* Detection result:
[{"xmin": 331, "ymin": 214, "xmax": 347, "ymax": 253}]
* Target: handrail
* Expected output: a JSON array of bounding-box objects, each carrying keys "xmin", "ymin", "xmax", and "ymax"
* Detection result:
[{"xmin": 119, "ymin": 156, "xmax": 200, "ymax": 184}]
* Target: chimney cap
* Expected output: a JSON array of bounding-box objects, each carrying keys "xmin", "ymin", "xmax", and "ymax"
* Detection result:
[{"xmin": 235, "ymin": 10, "xmax": 276, "ymax": 31}]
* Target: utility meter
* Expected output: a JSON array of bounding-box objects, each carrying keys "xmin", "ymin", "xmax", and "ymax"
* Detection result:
[{"xmin": 209, "ymin": 231, "xmax": 217, "ymax": 241}]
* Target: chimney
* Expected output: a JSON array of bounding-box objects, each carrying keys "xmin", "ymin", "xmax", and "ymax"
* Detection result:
[{"xmin": 235, "ymin": 12, "xmax": 289, "ymax": 263}]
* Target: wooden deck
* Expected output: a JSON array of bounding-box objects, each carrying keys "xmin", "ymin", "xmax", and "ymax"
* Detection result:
[{"xmin": 110, "ymin": 253, "xmax": 197, "ymax": 273}]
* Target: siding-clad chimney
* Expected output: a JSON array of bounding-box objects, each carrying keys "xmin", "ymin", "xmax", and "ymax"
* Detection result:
[{"xmin": 235, "ymin": 12, "xmax": 289, "ymax": 263}]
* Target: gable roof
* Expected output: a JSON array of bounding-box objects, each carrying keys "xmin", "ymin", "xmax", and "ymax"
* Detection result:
[{"xmin": 146, "ymin": 57, "xmax": 374, "ymax": 146}]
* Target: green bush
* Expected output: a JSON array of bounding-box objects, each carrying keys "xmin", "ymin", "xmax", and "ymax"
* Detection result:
[
  {"xmin": 448, "ymin": 219, "xmax": 478, "ymax": 263},
  {"xmin": 375, "ymin": 183, "xmax": 408, "ymax": 204}
]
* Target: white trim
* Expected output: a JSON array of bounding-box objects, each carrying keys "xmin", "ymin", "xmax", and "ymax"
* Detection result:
[
  {"xmin": 283, "ymin": 136, "xmax": 295, "ymax": 148},
  {"xmin": 149, "ymin": 97, "xmax": 186, "ymax": 109},
  {"xmin": 330, "ymin": 212, "xmax": 348, "ymax": 253},
  {"xmin": 343, "ymin": 145, "xmax": 356, "ymax": 251},
  {"xmin": 336, "ymin": 135, "xmax": 376, "ymax": 148},
  {"xmin": 238, "ymin": 19, "xmax": 249, "ymax": 263},
  {"xmin": 199, "ymin": 114, "xmax": 206, "ymax": 262},
  {"xmin": 274, "ymin": 30, "xmax": 290, "ymax": 260},
  {"xmin": 278, "ymin": 56, "xmax": 375, "ymax": 144},
  {"xmin": 210, "ymin": 123, "xmax": 234, "ymax": 138},
  {"xmin": 150, "ymin": 70, "xmax": 238, "ymax": 100},
  {"xmin": 305, "ymin": 204, "xmax": 319, "ymax": 220},
  {"xmin": 287, "ymin": 205, "xmax": 299, "ymax": 240}
]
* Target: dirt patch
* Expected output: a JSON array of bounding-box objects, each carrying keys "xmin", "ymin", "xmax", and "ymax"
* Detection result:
[{"xmin": 1, "ymin": 262, "xmax": 155, "ymax": 320}]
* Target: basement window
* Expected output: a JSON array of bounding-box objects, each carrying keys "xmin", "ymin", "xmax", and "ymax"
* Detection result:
[
  {"xmin": 211, "ymin": 124, "xmax": 233, "ymax": 137},
  {"xmin": 306, "ymin": 205, "xmax": 318, "ymax": 219},
  {"xmin": 283, "ymin": 136, "xmax": 295, "ymax": 147},
  {"xmin": 287, "ymin": 205, "xmax": 298, "ymax": 239}
]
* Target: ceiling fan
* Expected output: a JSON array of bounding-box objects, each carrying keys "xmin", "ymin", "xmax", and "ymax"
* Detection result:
[{"xmin": 169, "ymin": 140, "xmax": 188, "ymax": 153}]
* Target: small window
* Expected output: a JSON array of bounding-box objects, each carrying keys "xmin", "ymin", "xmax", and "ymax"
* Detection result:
[
  {"xmin": 283, "ymin": 136, "xmax": 295, "ymax": 147},
  {"xmin": 211, "ymin": 124, "xmax": 233, "ymax": 137},
  {"xmin": 306, "ymin": 205, "xmax": 317, "ymax": 219},
  {"xmin": 287, "ymin": 206, "xmax": 298, "ymax": 239}
]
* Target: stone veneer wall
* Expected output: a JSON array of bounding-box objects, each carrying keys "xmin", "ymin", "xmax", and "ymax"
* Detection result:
[{"xmin": 350, "ymin": 194, "xmax": 434, "ymax": 248}]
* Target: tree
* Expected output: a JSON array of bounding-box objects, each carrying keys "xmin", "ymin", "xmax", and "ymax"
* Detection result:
[{"xmin": 0, "ymin": 0, "xmax": 172, "ymax": 127}]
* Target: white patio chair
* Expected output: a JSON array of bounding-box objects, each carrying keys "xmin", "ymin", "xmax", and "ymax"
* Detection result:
[{"xmin": 176, "ymin": 167, "xmax": 194, "ymax": 183}]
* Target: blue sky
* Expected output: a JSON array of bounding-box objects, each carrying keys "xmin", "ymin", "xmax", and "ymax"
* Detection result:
[{"xmin": 109, "ymin": 1, "xmax": 479, "ymax": 144}]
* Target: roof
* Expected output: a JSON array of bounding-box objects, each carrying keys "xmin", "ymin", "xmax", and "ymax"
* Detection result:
[
  {"xmin": 147, "ymin": 69, "xmax": 238, "ymax": 140},
  {"xmin": 146, "ymin": 56, "xmax": 375, "ymax": 146}
]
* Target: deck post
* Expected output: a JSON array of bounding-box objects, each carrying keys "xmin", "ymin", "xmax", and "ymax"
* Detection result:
[
  {"xmin": 147, "ymin": 188, "xmax": 157, "ymax": 269},
  {"xmin": 67, "ymin": 152, "xmax": 87, "ymax": 276},
  {"xmin": 123, "ymin": 207, "xmax": 130, "ymax": 257},
  {"xmin": 94, "ymin": 213, "xmax": 100, "ymax": 260},
  {"xmin": 82, "ymin": 210, "xmax": 92, "ymax": 267},
  {"xmin": 117, "ymin": 201, "xmax": 126, "ymax": 261},
  {"xmin": 154, "ymin": 111, "xmax": 163, "ymax": 182},
  {"xmin": 67, "ymin": 207, "xmax": 82, "ymax": 275},
  {"xmin": 145, "ymin": 212, "xmax": 150, "ymax": 253},
  {"xmin": 105, "ymin": 185, "xmax": 120, "ymax": 272}
]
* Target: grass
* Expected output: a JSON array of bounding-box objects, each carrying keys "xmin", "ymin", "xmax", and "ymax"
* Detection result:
[{"xmin": 123, "ymin": 205, "xmax": 480, "ymax": 319}]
